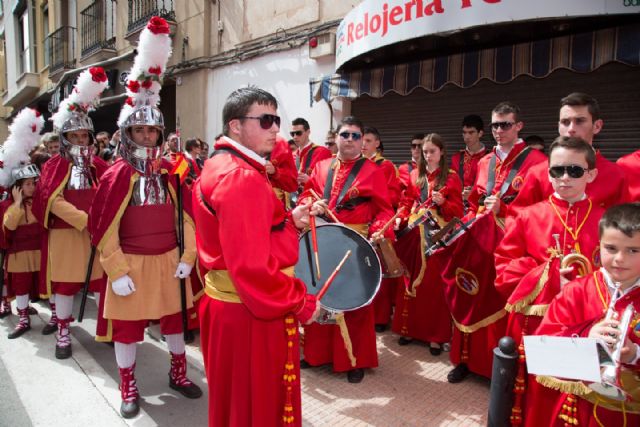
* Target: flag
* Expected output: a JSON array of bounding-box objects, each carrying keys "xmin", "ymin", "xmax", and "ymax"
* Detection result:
[{"xmin": 171, "ymin": 153, "xmax": 190, "ymax": 184}]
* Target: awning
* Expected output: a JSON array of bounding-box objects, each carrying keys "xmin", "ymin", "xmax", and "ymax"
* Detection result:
[{"xmin": 310, "ymin": 24, "xmax": 640, "ymax": 105}]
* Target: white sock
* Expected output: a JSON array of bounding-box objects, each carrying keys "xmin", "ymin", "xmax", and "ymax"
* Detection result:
[
  {"xmin": 115, "ymin": 342, "xmax": 137, "ymax": 369},
  {"xmin": 16, "ymin": 294, "xmax": 29, "ymax": 310},
  {"xmin": 2, "ymin": 285, "xmax": 7, "ymax": 297},
  {"xmin": 93, "ymin": 291, "xmax": 100, "ymax": 308},
  {"xmin": 165, "ymin": 333, "xmax": 185, "ymax": 355},
  {"xmin": 49, "ymin": 295, "xmax": 55, "ymax": 305},
  {"xmin": 55, "ymin": 294, "xmax": 74, "ymax": 319}
]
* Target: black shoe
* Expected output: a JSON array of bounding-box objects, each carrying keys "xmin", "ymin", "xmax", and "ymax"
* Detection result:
[
  {"xmin": 42, "ymin": 322, "xmax": 57, "ymax": 335},
  {"xmin": 299, "ymin": 359, "xmax": 312, "ymax": 369},
  {"xmin": 374, "ymin": 324, "xmax": 387, "ymax": 333},
  {"xmin": 347, "ymin": 368, "xmax": 365, "ymax": 383},
  {"xmin": 169, "ymin": 379, "xmax": 203, "ymax": 399},
  {"xmin": 0, "ymin": 308, "xmax": 12, "ymax": 319},
  {"xmin": 120, "ymin": 399, "xmax": 140, "ymax": 419},
  {"xmin": 398, "ymin": 336, "xmax": 413, "ymax": 346},
  {"xmin": 55, "ymin": 344, "xmax": 72, "ymax": 360},
  {"xmin": 30, "ymin": 297, "xmax": 41, "ymax": 303},
  {"xmin": 27, "ymin": 306, "xmax": 38, "ymax": 315},
  {"xmin": 183, "ymin": 330, "xmax": 195, "ymax": 344},
  {"xmin": 447, "ymin": 364, "xmax": 470, "ymax": 383},
  {"xmin": 429, "ymin": 344, "xmax": 442, "ymax": 356},
  {"xmin": 8, "ymin": 324, "xmax": 30, "ymax": 339}
]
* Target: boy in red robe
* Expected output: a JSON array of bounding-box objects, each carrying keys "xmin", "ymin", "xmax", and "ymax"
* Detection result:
[
  {"xmin": 450, "ymin": 115, "xmax": 487, "ymax": 212},
  {"xmin": 525, "ymin": 203, "xmax": 640, "ymax": 426},
  {"xmin": 617, "ymin": 150, "xmax": 640, "ymax": 201},
  {"xmin": 495, "ymin": 136, "xmax": 606, "ymax": 424},
  {"xmin": 194, "ymin": 87, "xmax": 319, "ymax": 427}
]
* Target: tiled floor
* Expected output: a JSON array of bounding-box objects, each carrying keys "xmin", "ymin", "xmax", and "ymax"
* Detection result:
[{"xmin": 300, "ymin": 331, "xmax": 489, "ymax": 426}]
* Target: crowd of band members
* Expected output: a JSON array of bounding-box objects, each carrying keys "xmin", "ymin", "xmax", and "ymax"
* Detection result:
[{"xmin": 2, "ymin": 88, "xmax": 639, "ymax": 427}]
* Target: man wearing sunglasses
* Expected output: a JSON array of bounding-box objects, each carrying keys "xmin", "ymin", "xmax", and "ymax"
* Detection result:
[
  {"xmin": 511, "ymin": 92, "xmax": 629, "ymax": 211},
  {"xmin": 494, "ymin": 136, "xmax": 603, "ymax": 425},
  {"xmin": 450, "ymin": 115, "xmax": 487, "ymax": 212},
  {"xmin": 300, "ymin": 116, "xmax": 395, "ymax": 384},
  {"xmin": 324, "ymin": 130, "xmax": 338, "ymax": 155},
  {"xmin": 291, "ymin": 117, "xmax": 332, "ymax": 190},
  {"xmin": 193, "ymin": 87, "xmax": 320, "ymax": 426},
  {"xmin": 447, "ymin": 102, "xmax": 546, "ymax": 385},
  {"xmin": 398, "ymin": 133, "xmax": 424, "ymax": 193}
]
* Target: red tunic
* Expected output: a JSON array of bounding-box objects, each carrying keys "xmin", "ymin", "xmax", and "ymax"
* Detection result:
[
  {"xmin": 398, "ymin": 160, "xmax": 417, "ymax": 193},
  {"xmin": 268, "ymin": 138, "xmax": 297, "ymax": 194},
  {"xmin": 467, "ymin": 142, "xmax": 547, "ymax": 219},
  {"xmin": 294, "ymin": 143, "xmax": 332, "ymax": 176},
  {"xmin": 450, "ymin": 147, "xmax": 487, "ymax": 188},
  {"xmin": 193, "ymin": 140, "xmax": 316, "ymax": 427},
  {"xmin": 372, "ymin": 153, "xmax": 401, "ymax": 209},
  {"xmin": 617, "ymin": 150, "xmax": 640, "ymax": 202},
  {"xmin": 301, "ymin": 156, "xmax": 394, "ymax": 372},
  {"xmin": 511, "ymin": 151, "xmax": 629, "ymax": 211},
  {"xmin": 524, "ymin": 271, "xmax": 640, "ymax": 427},
  {"xmin": 392, "ymin": 169, "xmax": 463, "ymax": 344}
]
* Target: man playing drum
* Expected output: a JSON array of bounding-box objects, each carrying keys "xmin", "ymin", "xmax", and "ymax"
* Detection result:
[{"xmin": 300, "ymin": 116, "xmax": 395, "ymax": 383}]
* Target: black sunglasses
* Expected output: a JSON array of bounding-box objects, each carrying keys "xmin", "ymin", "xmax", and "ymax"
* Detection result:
[
  {"xmin": 325, "ymin": 142, "xmax": 336, "ymax": 146},
  {"xmin": 549, "ymin": 165, "xmax": 590, "ymax": 179},
  {"xmin": 411, "ymin": 144, "xmax": 421, "ymax": 148},
  {"xmin": 240, "ymin": 114, "xmax": 281, "ymax": 130},
  {"xmin": 490, "ymin": 121, "xmax": 515, "ymax": 131},
  {"xmin": 290, "ymin": 130, "xmax": 304, "ymax": 137},
  {"xmin": 339, "ymin": 131, "xmax": 362, "ymax": 141}
]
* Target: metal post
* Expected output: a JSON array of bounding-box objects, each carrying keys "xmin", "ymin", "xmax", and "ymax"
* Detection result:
[{"xmin": 487, "ymin": 336, "xmax": 518, "ymax": 427}]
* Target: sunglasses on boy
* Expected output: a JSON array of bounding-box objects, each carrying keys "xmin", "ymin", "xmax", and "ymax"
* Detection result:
[
  {"xmin": 339, "ymin": 131, "xmax": 362, "ymax": 141},
  {"xmin": 290, "ymin": 130, "xmax": 304, "ymax": 137},
  {"xmin": 490, "ymin": 121, "xmax": 515, "ymax": 131},
  {"xmin": 548, "ymin": 165, "xmax": 590, "ymax": 179},
  {"xmin": 240, "ymin": 114, "xmax": 281, "ymax": 130}
]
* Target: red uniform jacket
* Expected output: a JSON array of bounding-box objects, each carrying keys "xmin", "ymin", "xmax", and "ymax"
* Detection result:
[
  {"xmin": 294, "ymin": 143, "xmax": 332, "ymax": 176},
  {"xmin": 398, "ymin": 160, "xmax": 417, "ymax": 193},
  {"xmin": 512, "ymin": 151, "xmax": 629, "ymax": 211},
  {"xmin": 450, "ymin": 147, "xmax": 487, "ymax": 188},
  {"xmin": 268, "ymin": 138, "xmax": 297, "ymax": 193},
  {"xmin": 372, "ymin": 152, "xmax": 401, "ymax": 209},
  {"xmin": 617, "ymin": 150, "xmax": 640, "ymax": 201},
  {"xmin": 467, "ymin": 142, "xmax": 547, "ymax": 219},
  {"xmin": 399, "ymin": 168, "xmax": 464, "ymax": 223}
]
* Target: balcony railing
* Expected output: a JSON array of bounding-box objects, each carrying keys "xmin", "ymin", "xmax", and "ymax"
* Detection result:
[
  {"xmin": 45, "ymin": 26, "xmax": 76, "ymax": 74},
  {"xmin": 127, "ymin": 0, "xmax": 175, "ymax": 34},
  {"xmin": 80, "ymin": 0, "xmax": 116, "ymax": 57}
]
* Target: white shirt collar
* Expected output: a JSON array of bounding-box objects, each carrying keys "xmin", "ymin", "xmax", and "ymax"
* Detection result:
[
  {"xmin": 600, "ymin": 267, "xmax": 640, "ymax": 297},
  {"xmin": 495, "ymin": 139, "xmax": 523, "ymax": 161},
  {"xmin": 466, "ymin": 143, "xmax": 485, "ymax": 155},
  {"xmin": 552, "ymin": 192, "xmax": 587, "ymax": 204},
  {"xmin": 222, "ymin": 136, "xmax": 266, "ymax": 166}
]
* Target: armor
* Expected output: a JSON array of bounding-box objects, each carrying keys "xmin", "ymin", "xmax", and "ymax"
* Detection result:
[
  {"xmin": 56, "ymin": 111, "xmax": 96, "ymax": 190},
  {"xmin": 11, "ymin": 164, "xmax": 40, "ymax": 183}
]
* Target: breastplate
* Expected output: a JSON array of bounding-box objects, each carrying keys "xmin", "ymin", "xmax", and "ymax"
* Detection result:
[
  {"xmin": 130, "ymin": 175, "xmax": 168, "ymax": 206},
  {"xmin": 67, "ymin": 165, "xmax": 95, "ymax": 190}
]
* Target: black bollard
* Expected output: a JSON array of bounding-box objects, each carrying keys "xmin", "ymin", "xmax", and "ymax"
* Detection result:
[{"xmin": 487, "ymin": 336, "xmax": 518, "ymax": 427}]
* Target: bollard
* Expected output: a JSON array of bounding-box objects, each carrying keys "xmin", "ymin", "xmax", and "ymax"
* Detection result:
[{"xmin": 487, "ymin": 336, "xmax": 518, "ymax": 427}]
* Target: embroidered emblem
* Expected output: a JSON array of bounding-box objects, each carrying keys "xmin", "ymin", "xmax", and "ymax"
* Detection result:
[
  {"xmin": 348, "ymin": 187, "xmax": 359, "ymax": 199},
  {"xmin": 592, "ymin": 247, "xmax": 601, "ymax": 268},
  {"xmin": 631, "ymin": 315, "xmax": 640, "ymax": 339},
  {"xmin": 455, "ymin": 268, "xmax": 480, "ymax": 296},
  {"xmin": 511, "ymin": 175, "xmax": 524, "ymax": 191}
]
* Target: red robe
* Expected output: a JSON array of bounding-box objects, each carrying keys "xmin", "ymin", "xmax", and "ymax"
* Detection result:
[
  {"xmin": 398, "ymin": 160, "xmax": 417, "ymax": 193},
  {"xmin": 617, "ymin": 150, "xmax": 640, "ymax": 202},
  {"xmin": 524, "ymin": 271, "xmax": 640, "ymax": 427},
  {"xmin": 294, "ymin": 143, "xmax": 332, "ymax": 176},
  {"xmin": 450, "ymin": 147, "xmax": 488, "ymax": 188},
  {"xmin": 392, "ymin": 169, "xmax": 463, "ymax": 344},
  {"xmin": 300, "ymin": 156, "xmax": 394, "ymax": 372},
  {"xmin": 511, "ymin": 151, "xmax": 629, "ymax": 212},
  {"xmin": 193, "ymin": 140, "xmax": 316, "ymax": 427},
  {"xmin": 467, "ymin": 142, "xmax": 547, "ymax": 219},
  {"xmin": 269, "ymin": 138, "xmax": 298, "ymax": 193}
]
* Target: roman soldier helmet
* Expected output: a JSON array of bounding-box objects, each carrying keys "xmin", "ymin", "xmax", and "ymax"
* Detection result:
[
  {"xmin": 117, "ymin": 16, "xmax": 173, "ymax": 176},
  {"xmin": 0, "ymin": 107, "xmax": 45, "ymax": 190},
  {"xmin": 50, "ymin": 67, "xmax": 109, "ymax": 165}
]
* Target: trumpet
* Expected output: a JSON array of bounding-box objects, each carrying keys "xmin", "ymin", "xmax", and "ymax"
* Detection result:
[
  {"xmin": 552, "ymin": 234, "xmax": 593, "ymax": 278},
  {"xmin": 588, "ymin": 296, "xmax": 636, "ymax": 401}
]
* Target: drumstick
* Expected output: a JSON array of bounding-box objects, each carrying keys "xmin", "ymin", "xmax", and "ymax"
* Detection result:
[
  {"xmin": 372, "ymin": 208, "xmax": 404, "ymax": 240},
  {"xmin": 309, "ymin": 189, "xmax": 340, "ymax": 223},
  {"xmin": 309, "ymin": 214, "xmax": 321, "ymax": 279},
  {"xmin": 316, "ymin": 250, "xmax": 352, "ymax": 300}
]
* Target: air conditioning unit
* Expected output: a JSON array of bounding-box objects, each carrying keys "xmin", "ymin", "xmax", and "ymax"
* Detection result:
[{"xmin": 309, "ymin": 33, "xmax": 336, "ymax": 59}]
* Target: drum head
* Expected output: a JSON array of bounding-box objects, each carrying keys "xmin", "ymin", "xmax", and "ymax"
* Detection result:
[{"xmin": 296, "ymin": 224, "xmax": 381, "ymax": 312}]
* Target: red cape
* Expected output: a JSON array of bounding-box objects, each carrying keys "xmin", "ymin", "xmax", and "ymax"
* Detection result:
[{"xmin": 88, "ymin": 158, "xmax": 193, "ymax": 250}]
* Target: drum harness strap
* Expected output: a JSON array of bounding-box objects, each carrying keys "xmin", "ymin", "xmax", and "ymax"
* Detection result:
[
  {"xmin": 296, "ymin": 145, "xmax": 317, "ymax": 174},
  {"xmin": 199, "ymin": 147, "xmax": 285, "ymax": 231},
  {"xmin": 484, "ymin": 146, "xmax": 531, "ymax": 205},
  {"xmin": 322, "ymin": 157, "xmax": 370, "ymax": 212}
]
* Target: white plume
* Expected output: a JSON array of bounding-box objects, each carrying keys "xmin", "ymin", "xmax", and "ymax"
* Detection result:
[
  {"xmin": 51, "ymin": 67, "xmax": 109, "ymax": 131},
  {"xmin": 0, "ymin": 108, "xmax": 45, "ymax": 188}
]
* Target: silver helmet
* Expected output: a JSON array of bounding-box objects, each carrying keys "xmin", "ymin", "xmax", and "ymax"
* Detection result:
[
  {"xmin": 11, "ymin": 163, "xmax": 40, "ymax": 183},
  {"xmin": 118, "ymin": 104, "xmax": 165, "ymax": 176},
  {"xmin": 57, "ymin": 110, "xmax": 95, "ymax": 167}
]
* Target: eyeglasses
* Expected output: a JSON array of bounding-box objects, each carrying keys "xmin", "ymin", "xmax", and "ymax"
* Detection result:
[
  {"xmin": 240, "ymin": 114, "xmax": 281, "ymax": 130},
  {"xmin": 549, "ymin": 165, "xmax": 590, "ymax": 179},
  {"xmin": 325, "ymin": 142, "xmax": 336, "ymax": 147},
  {"xmin": 411, "ymin": 144, "xmax": 421, "ymax": 149},
  {"xmin": 290, "ymin": 130, "xmax": 304, "ymax": 137},
  {"xmin": 490, "ymin": 121, "xmax": 515, "ymax": 131},
  {"xmin": 339, "ymin": 131, "xmax": 362, "ymax": 141}
]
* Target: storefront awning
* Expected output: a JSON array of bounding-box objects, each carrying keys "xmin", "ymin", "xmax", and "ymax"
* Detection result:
[{"xmin": 310, "ymin": 24, "xmax": 640, "ymax": 106}]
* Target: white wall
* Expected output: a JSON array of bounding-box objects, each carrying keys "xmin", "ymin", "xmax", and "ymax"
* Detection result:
[{"xmin": 207, "ymin": 44, "xmax": 338, "ymax": 145}]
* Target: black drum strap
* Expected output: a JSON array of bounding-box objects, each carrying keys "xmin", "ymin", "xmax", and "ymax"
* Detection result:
[
  {"xmin": 485, "ymin": 147, "xmax": 531, "ymax": 199},
  {"xmin": 297, "ymin": 145, "xmax": 317, "ymax": 174},
  {"xmin": 323, "ymin": 157, "xmax": 367, "ymax": 208},
  {"xmin": 458, "ymin": 151, "xmax": 465, "ymax": 183}
]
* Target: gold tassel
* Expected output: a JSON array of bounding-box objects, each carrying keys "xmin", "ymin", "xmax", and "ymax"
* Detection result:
[
  {"xmin": 335, "ymin": 313, "xmax": 357, "ymax": 368},
  {"xmin": 505, "ymin": 261, "xmax": 551, "ymax": 314}
]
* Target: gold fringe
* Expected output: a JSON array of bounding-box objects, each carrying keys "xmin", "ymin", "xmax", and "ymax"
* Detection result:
[
  {"xmin": 43, "ymin": 163, "xmax": 72, "ymax": 230},
  {"xmin": 493, "ymin": 213, "xmax": 505, "ymax": 230},
  {"xmin": 505, "ymin": 261, "xmax": 551, "ymax": 314},
  {"xmin": 536, "ymin": 376, "xmax": 593, "ymax": 396},
  {"xmin": 452, "ymin": 308, "xmax": 507, "ymax": 333},
  {"xmin": 335, "ymin": 313, "xmax": 357, "ymax": 368},
  {"xmin": 520, "ymin": 304, "xmax": 549, "ymax": 316},
  {"xmin": 406, "ymin": 224, "xmax": 427, "ymax": 297}
]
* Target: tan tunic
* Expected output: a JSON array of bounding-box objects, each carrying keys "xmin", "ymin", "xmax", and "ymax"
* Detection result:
[
  {"xmin": 3, "ymin": 203, "xmax": 40, "ymax": 273},
  {"xmin": 100, "ymin": 211, "xmax": 197, "ymax": 321}
]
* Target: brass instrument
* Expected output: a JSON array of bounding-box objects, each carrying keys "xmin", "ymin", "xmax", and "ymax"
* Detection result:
[{"xmin": 552, "ymin": 234, "xmax": 593, "ymax": 279}]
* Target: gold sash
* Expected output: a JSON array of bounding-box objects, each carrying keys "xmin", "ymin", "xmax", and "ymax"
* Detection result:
[
  {"xmin": 204, "ymin": 267, "xmax": 295, "ymax": 303},
  {"xmin": 344, "ymin": 223, "xmax": 369, "ymax": 237}
]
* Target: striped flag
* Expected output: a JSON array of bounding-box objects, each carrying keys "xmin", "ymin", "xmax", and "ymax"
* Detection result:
[{"xmin": 171, "ymin": 153, "xmax": 190, "ymax": 184}]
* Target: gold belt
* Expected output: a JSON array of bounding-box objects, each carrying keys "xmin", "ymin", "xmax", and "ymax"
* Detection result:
[
  {"xmin": 344, "ymin": 223, "xmax": 369, "ymax": 237},
  {"xmin": 204, "ymin": 266, "xmax": 295, "ymax": 303}
]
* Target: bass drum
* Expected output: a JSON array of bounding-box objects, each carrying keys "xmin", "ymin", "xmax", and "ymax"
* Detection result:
[{"xmin": 296, "ymin": 223, "xmax": 382, "ymax": 312}]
